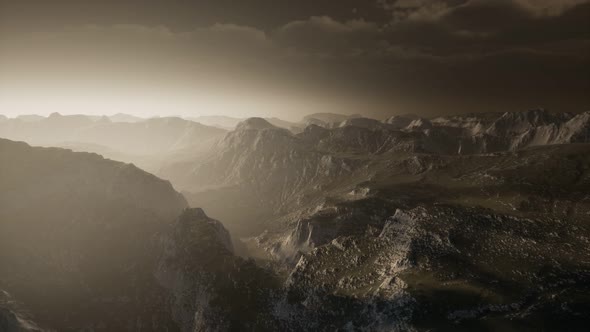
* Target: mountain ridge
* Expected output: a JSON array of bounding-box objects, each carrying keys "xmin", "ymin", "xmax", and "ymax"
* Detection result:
[{"xmin": 0, "ymin": 138, "xmax": 188, "ymax": 331}]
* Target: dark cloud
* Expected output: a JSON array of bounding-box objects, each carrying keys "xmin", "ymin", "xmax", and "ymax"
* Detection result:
[
  {"xmin": 274, "ymin": 17, "xmax": 382, "ymax": 56},
  {"xmin": 0, "ymin": 0, "xmax": 588, "ymax": 118},
  {"xmin": 0, "ymin": 0, "xmax": 390, "ymax": 31}
]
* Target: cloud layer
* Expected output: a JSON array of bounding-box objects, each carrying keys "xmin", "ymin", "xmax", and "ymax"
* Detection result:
[{"xmin": 0, "ymin": 0, "xmax": 588, "ymax": 118}]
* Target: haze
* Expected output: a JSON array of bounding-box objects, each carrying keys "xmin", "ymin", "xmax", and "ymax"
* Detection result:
[
  {"xmin": 1, "ymin": 0, "xmax": 589, "ymax": 120},
  {"xmin": 1, "ymin": 1, "xmax": 590, "ymax": 331}
]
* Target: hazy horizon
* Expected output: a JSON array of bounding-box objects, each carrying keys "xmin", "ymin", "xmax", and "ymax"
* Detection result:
[
  {"xmin": 0, "ymin": 110, "xmax": 363, "ymax": 122},
  {"xmin": 2, "ymin": 0, "xmax": 589, "ymax": 120},
  {"xmin": 2, "ymin": 107, "xmax": 590, "ymax": 124}
]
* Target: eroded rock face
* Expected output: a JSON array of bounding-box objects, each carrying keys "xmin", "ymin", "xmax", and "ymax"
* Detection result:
[
  {"xmin": 275, "ymin": 210, "xmax": 418, "ymax": 332},
  {"xmin": 167, "ymin": 118, "xmax": 365, "ymax": 236},
  {"xmin": 155, "ymin": 208, "xmax": 279, "ymax": 332},
  {"xmin": 270, "ymin": 204, "xmax": 590, "ymax": 331},
  {"xmin": 155, "ymin": 208, "xmax": 234, "ymax": 331},
  {"xmin": 0, "ymin": 309, "xmax": 44, "ymax": 332},
  {"xmin": 384, "ymin": 114, "xmax": 421, "ymax": 130},
  {"xmin": 0, "ymin": 290, "xmax": 44, "ymax": 332},
  {"xmin": 154, "ymin": 208, "xmax": 419, "ymax": 332}
]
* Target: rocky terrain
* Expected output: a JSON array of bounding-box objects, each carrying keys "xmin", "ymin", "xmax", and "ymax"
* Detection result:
[
  {"xmin": 162, "ymin": 110, "xmax": 589, "ymax": 233},
  {"xmin": 0, "ymin": 109, "xmax": 589, "ymax": 331},
  {"xmin": 162, "ymin": 110, "xmax": 590, "ymax": 331},
  {"xmin": 0, "ymin": 290, "xmax": 44, "ymax": 332},
  {"xmin": 155, "ymin": 208, "xmax": 280, "ymax": 331}
]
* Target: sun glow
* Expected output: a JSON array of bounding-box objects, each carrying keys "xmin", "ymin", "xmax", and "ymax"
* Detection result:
[{"xmin": 0, "ymin": 84, "xmax": 302, "ymax": 120}]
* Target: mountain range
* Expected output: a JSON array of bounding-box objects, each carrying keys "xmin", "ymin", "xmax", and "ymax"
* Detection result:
[{"xmin": 0, "ymin": 109, "xmax": 589, "ymax": 331}]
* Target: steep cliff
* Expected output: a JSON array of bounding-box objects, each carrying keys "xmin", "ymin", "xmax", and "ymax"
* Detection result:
[{"xmin": 0, "ymin": 138, "xmax": 188, "ymax": 331}]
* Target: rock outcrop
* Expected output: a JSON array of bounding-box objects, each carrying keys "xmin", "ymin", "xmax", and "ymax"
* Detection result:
[{"xmin": 156, "ymin": 208, "xmax": 279, "ymax": 332}]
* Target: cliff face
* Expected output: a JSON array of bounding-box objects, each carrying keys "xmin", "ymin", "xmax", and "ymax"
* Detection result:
[
  {"xmin": 165, "ymin": 118, "xmax": 362, "ymax": 236},
  {"xmin": 155, "ymin": 208, "xmax": 279, "ymax": 332},
  {"xmin": 0, "ymin": 290, "xmax": 44, "ymax": 332},
  {"xmin": 0, "ymin": 138, "xmax": 188, "ymax": 331}
]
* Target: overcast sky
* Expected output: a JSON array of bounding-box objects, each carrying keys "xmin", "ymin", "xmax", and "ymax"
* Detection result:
[{"xmin": 1, "ymin": 0, "xmax": 589, "ymax": 120}]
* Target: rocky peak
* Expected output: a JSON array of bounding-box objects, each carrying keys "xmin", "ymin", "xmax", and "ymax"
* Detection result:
[
  {"xmin": 565, "ymin": 111, "xmax": 590, "ymax": 128},
  {"xmin": 214, "ymin": 116, "xmax": 299, "ymax": 158},
  {"xmin": 236, "ymin": 117, "xmax": 277, "ymax": 131},
  {"xmin": 183, "ymin": 207, "xmax": 209, "ymax": 219},
  {"xmin": 156, "ymin": 208, "xmax": 279, "ymax": 331},
  {"xmin": 298, "ymin": 124, "xmax": 331, "ymax": 142},
  {"xmin": 405, "ymin": 118, "xmax": 433, "ymax": 131},
  {"xmin": 384, "ymin": 114, "xmax": 420, "ymax": 130},
  {"xmin": 486, "ymin": 109, "xmax": 570, "ymax": 136},
  {"xmin": 172, "ymin": 208, "xmax": 234, "ymax": 255},
  {"xmin": 301, "ymin": 117, "xmax": 328, "ymax": 128},
  {"xmin": 338, "ymin": 117, "xmax": 386, "ymax": 130}
]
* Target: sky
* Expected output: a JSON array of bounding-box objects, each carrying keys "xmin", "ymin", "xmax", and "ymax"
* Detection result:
[{"xmin": 0, "ymin": 0, "xmax": 589, "ymax": 120}]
